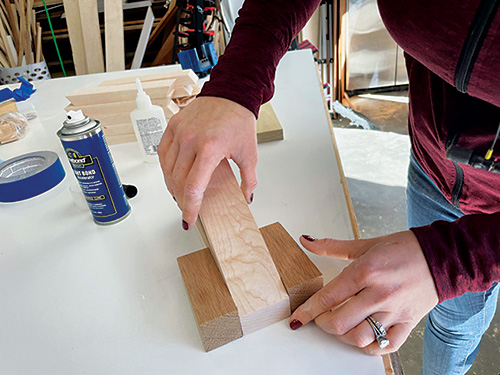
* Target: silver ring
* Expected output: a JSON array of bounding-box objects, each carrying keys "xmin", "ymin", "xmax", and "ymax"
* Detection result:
[{"xmin": 366, "ymin": 315, "xmax": 390, "ymax": 349}]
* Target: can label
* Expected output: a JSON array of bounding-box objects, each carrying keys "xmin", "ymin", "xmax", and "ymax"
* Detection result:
[{"xmin": 61, "ymin": 131, "xmax": 130, "ymax": 224}]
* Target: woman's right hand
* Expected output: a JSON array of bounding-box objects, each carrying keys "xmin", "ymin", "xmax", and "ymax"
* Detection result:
[{"xmin": 158, "ymin": 96, "xmax": 258, "ymax": 230}]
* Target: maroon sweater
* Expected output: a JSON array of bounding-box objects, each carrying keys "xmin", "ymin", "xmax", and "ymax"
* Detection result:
[{"xmin": 200, "ymin": 0, "xmax": 500, "ymax": 302}]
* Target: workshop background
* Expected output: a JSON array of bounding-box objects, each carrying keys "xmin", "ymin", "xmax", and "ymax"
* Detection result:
[{"xmin": 1, "ymin": 0, "xmax": 498, "ymax": 374}]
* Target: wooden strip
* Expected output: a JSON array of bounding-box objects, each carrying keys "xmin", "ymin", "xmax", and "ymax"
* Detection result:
[
  {"xmin": 147, "ymin": 1, "xmax": 176, "ymax": 48},
  {"xmin": 63, "ymin": 0, "xmax": 87, "ymax": 74},
  {"xmin": 66, "ymin": 99, "xmax": 179, "ymax": 118},
  {"xmin": 35, "ymin": 24, "xmax": 41, "ymax": 63},
  {"xmin": 105, "ymin": 132, "xmax": 136, "ymax": 145},
  {"xmin": 260, "ymin": 222, "xmax": 323, "ymax": 312},
  {"xmin": 101, "ymin": 123, "xmax": 134, "ymax": 136},
  {"xmin": 131, "ymin": 6, "xmax": 154, "ymax": 69},
  {"xmin": 198, "ymin": 159, "xmax": 290, "ymax": 335},
  {"xmin": 104, "ymin": 0, "xmax": 124, "ymax": 72},
  {"xmin": 3, "ymin": 0, "xmax": 18, "ymax": 51},
  {"xmin": 152, "ymin": 31, "xmax": 175, "ymax": 66},
  {"xmin": 66, "ymin": 79, "xmax": 175, "ymax": 106},
  {"xmin": 78, "ymin": 0, "xmax": 104, "ymax": 73},
  {"xmin": 256, "ymin": 102, "xmax": 283, "ymax": 144},
  {"xmin": 0, "ymin": 15, "xmax": 15, "ymax": 66},
  {"xmin": 178, "ymin": 248, "xmax": 243, "ymax": 352},
  {"xmin": 98, "ymin": 69, "xmax": 199, "ymax": 89}
]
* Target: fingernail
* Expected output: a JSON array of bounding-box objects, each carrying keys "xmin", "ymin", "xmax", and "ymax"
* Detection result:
[
  {"xmin": 290, "ymin": 319, "xmax": 302, "ymax": 330},
  {"xmin": 249, "ymin": 193, "xmax": 254, "ymax": 204},
  {"xmin": 182, "ymin": 220, "xmax": 189, "ymax": 231},
  {"xmin": 302, "ymin": 234, "xmax": 315, "ymax": 242}
]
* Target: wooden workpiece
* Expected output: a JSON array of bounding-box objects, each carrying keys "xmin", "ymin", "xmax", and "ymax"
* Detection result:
[
  {"xmin": 98, "ymin": 69, "xmax": 199, "ymax": 89},
  {"xmin": 104, "ymin": 0, "xmax": 125, "ymax": 72},
  {"xmin": 65, "ymin": 99, "xmax": 179, "ymax": 118},
  {"xmin": 78, "ymin": 0, "xmax": 105, "ymax": 73},
  {"xmin": 198, "ymin": 159, "xmax": 290, "ymax": 335},
  {"xmin": 178, "ymin": 248, "xmax": 243, "ymax": 352},
  {"xmin": 257, "ymin": 103, "xmax": 284, "ymax": 144},
  {"xmin": 179, "ymin": 221, "xmax": 323, "ymax": 351},
  {"xmin": 66, "ymin": 79, "xmax": 175, "ymax": 106},
  {"xmin": 260, "ymin": 222, "xmax": 323, "ymax": 311}
]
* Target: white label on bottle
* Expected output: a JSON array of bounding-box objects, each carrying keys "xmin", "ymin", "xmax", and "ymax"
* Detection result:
[{"xmin": 136, "ymin": 117, "xmax": 164, "ymax": 155}]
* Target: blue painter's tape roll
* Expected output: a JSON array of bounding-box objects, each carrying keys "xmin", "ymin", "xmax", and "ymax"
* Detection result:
[{"xmin": 0, "ymin": 151, "xmax": 66, "ymax": 202}]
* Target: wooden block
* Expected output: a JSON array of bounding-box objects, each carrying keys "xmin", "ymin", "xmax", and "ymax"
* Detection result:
[
  {"xmin": 178, "ymin": 222, "xmax": 322, "ymax": 351},
  {"xmin": 178, "ymin": 248, "xmax": 243, "ymax": 352},
  {"xmin": 105, "ymin": 132, "xmax": 136, "ymax": 145},
  {"xmin": 63, "ymin": 0, "xmax": 87, "ymax": 74},
  {"xmin": 98, "ymin": 69, "xmax": 199, "ymax": 89},
  {"xmin": 66, "ymin": 99, "xmax": 179, "ymax": 118},
  {"xmin": 104, "ymin": 0, "xmax": 125, "ymax": 72},
  {"xmin": 78, "ymin": 0, "xmax": 105, "ymax": 73},
  {"xmin": 172, "ymin": 85, "xmax": 195, "ymax": 98},
  {"xmin": 260, "ymin": 222, "xmax": 323, "ymax": 312},
  {"xmin": 0, "ymin": 100, "xmax": 17, "ymax": 115},
  {"xmin": 256, "ymin": 103, "xmax": 283, "ymax": 144},
  {"xmin": 198, "ymin": 159, "xmax": 290, "ymax": 335},
  {"xmin": 66, "ymin": 80, "xmax": 175, "ymax": 106},
  {"xmin": 101, "ymin": 123, "xmax": 133, "ymax": 136}
]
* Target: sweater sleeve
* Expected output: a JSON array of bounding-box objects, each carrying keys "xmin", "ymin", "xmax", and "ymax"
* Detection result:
[
  {"xmin": 199, "ymin": 0, "xmax": 321, "ymax": 117},
  {"xmin": 411, "ymin": 212, "xmax": 500, "ymax": 302}
]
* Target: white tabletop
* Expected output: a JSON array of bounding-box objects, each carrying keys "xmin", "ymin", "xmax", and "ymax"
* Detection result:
[{"xmin": 0, "ymin": 50, "xmax": 386, "ymax": 375}]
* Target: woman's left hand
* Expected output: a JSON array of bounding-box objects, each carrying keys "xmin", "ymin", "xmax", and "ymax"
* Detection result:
[{"xmin": 289, "ymin": 231, "xmax": 439, "ymax": 355}]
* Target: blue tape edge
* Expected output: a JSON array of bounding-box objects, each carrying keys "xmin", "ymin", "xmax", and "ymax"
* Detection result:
[{"xmin": 0, "ymin": 152, "xmax": 66, "ymax": 203}]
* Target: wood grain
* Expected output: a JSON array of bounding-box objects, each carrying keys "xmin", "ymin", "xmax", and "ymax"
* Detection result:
[
  {"xmin": 104, "ymin": 0, "xmax": 124, "ymax": 72},
  {"xmin": 198, "ymin": 159, "xmax": 290, "ymax": 335},
  {"xmin": 260, "ymin": 222, "xmax": 323, "ymax": 312},
  {"xmin": 66, "ymin": 79, "xmax": 175, "ymax": 106},
  {"xmin": 178, "ymin": 248, "xmax": 243, "ymax": 352},
  {"xmin": 98, "ymin": 69, "xmax": 199, "ymax": 89},
  {"xmin": 256, "ymin": 102, "xmax": 284, "ymax": 144},
  {"xmin": 65, "ymin": 99, "xmax": 179, "ymax": 118},
  {"xmin": 78, "ymin": 0, "xmax": 104, "ymax": 73},
  {"xmin": 178, "ymin": 221, "xmax": 322, "ymax": 351}
]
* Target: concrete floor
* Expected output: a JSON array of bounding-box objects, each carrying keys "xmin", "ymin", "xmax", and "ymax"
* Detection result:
[{"xmin": 333, "ymin": 92, "xmax": 500, "ymax": 375}]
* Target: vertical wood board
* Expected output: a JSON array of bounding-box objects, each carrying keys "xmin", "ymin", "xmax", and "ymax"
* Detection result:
[
  {"xmin": 104, "ymin": 0, "xmax": 125, "ymax": 72},
  {"xmin": 198, "ymin": 159, "xmax": 290, "ymax": 335},
  {"xmin": 78, "ymin": 0, "xmax": 104, "ymax": 73},
  {"xmin": 178, "ymin": 248, "xmax": 243, "ymax": 352}
]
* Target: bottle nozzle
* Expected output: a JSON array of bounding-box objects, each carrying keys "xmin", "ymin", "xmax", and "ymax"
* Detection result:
[
  {"xmin": 135, "ymin": 78, "xmax": 152, "ymax": 110},
  {"xmin": 136, "ymin": 78, "xmax": 145, "ymax": 94}
]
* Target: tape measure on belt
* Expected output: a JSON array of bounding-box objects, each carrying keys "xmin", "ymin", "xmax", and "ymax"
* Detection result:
[{"xmin": 0, "ymin": 151, "xmax": 66, "ymax": 202}]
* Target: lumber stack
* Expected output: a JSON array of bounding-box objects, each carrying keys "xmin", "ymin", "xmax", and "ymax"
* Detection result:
[
  {"xmin": 65, "ymin": 69, "xmax": 199, "ymax": 145},
  {"xmin": 178, "ymin": 159, "xmax": 323, "ymax": 351},
  {"xmin": 0, "ymin": 0, "xmax": 45, "ymax": 69}
]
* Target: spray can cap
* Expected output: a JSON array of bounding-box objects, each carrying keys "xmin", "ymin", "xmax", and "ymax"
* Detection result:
[{"xmin": 135, "ymin": 78, "xmax": 152, "ymax": 110}]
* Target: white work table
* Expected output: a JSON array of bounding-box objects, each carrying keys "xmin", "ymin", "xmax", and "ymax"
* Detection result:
[{"xmin": 0, "ymin": 50, "xmax": 390, "ymax": 374}]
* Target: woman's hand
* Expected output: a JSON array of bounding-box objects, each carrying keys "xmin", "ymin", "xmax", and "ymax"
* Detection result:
[
  {"xmin": 289, "ymin": 231, "xmax": 439, "ymax": 355},
  {"xmin": 158, "ymin": 96, "xmax": 258, "ymax": 230}
]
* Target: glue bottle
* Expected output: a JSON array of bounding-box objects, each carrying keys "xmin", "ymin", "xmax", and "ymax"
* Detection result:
[{"xmin": 130, "ymin": 78, "xmax": 168, "ymax": 163}]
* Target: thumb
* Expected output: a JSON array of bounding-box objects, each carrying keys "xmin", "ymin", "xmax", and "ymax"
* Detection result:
[
  {"xmin": 234, "ymin": 156, "xmax": 258, "ymax": 205},
  {"xmin": 299, "ymin": 235, "xmax": 376, "ymax": 260}
]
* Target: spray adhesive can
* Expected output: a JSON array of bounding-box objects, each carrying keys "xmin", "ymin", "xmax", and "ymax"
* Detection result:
[{"xmin": 57, "ymin": 110, "xmax": 131, "ymax": 225}]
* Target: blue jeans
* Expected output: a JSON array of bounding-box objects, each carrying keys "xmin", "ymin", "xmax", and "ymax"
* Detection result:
[{"xmin": 406, "ymin": 154, "xmax": 499, "ymax": 375}]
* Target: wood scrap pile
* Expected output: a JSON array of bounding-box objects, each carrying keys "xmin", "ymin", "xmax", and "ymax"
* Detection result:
[
  {"xmin": 65, "ymin": 69, "xmax": 199, "ymax": 145},
  {"xmin": 0, "ymin": 0, "xmax": 44, "ymax": 68}
]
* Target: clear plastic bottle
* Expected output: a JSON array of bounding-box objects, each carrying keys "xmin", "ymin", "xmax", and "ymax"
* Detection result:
[{"xmin": 130, "ymin": 78, "xmax": 168, "ymax": 163}]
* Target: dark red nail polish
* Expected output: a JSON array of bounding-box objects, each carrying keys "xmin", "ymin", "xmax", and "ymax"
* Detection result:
[
  {"xmin": 182, "ymin": 220, "xmax": 189, "ymax": 231},
  {"xmin": 302, "ymin": 234, "xmax": 315, "ymax": 242},
  {"xmin": 290, "ymin": 319, "xmax": 302, "ymax": 330},
  {"xmin": 249, "ymin": 193, "xmax": 254, "ymax": 204}
]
